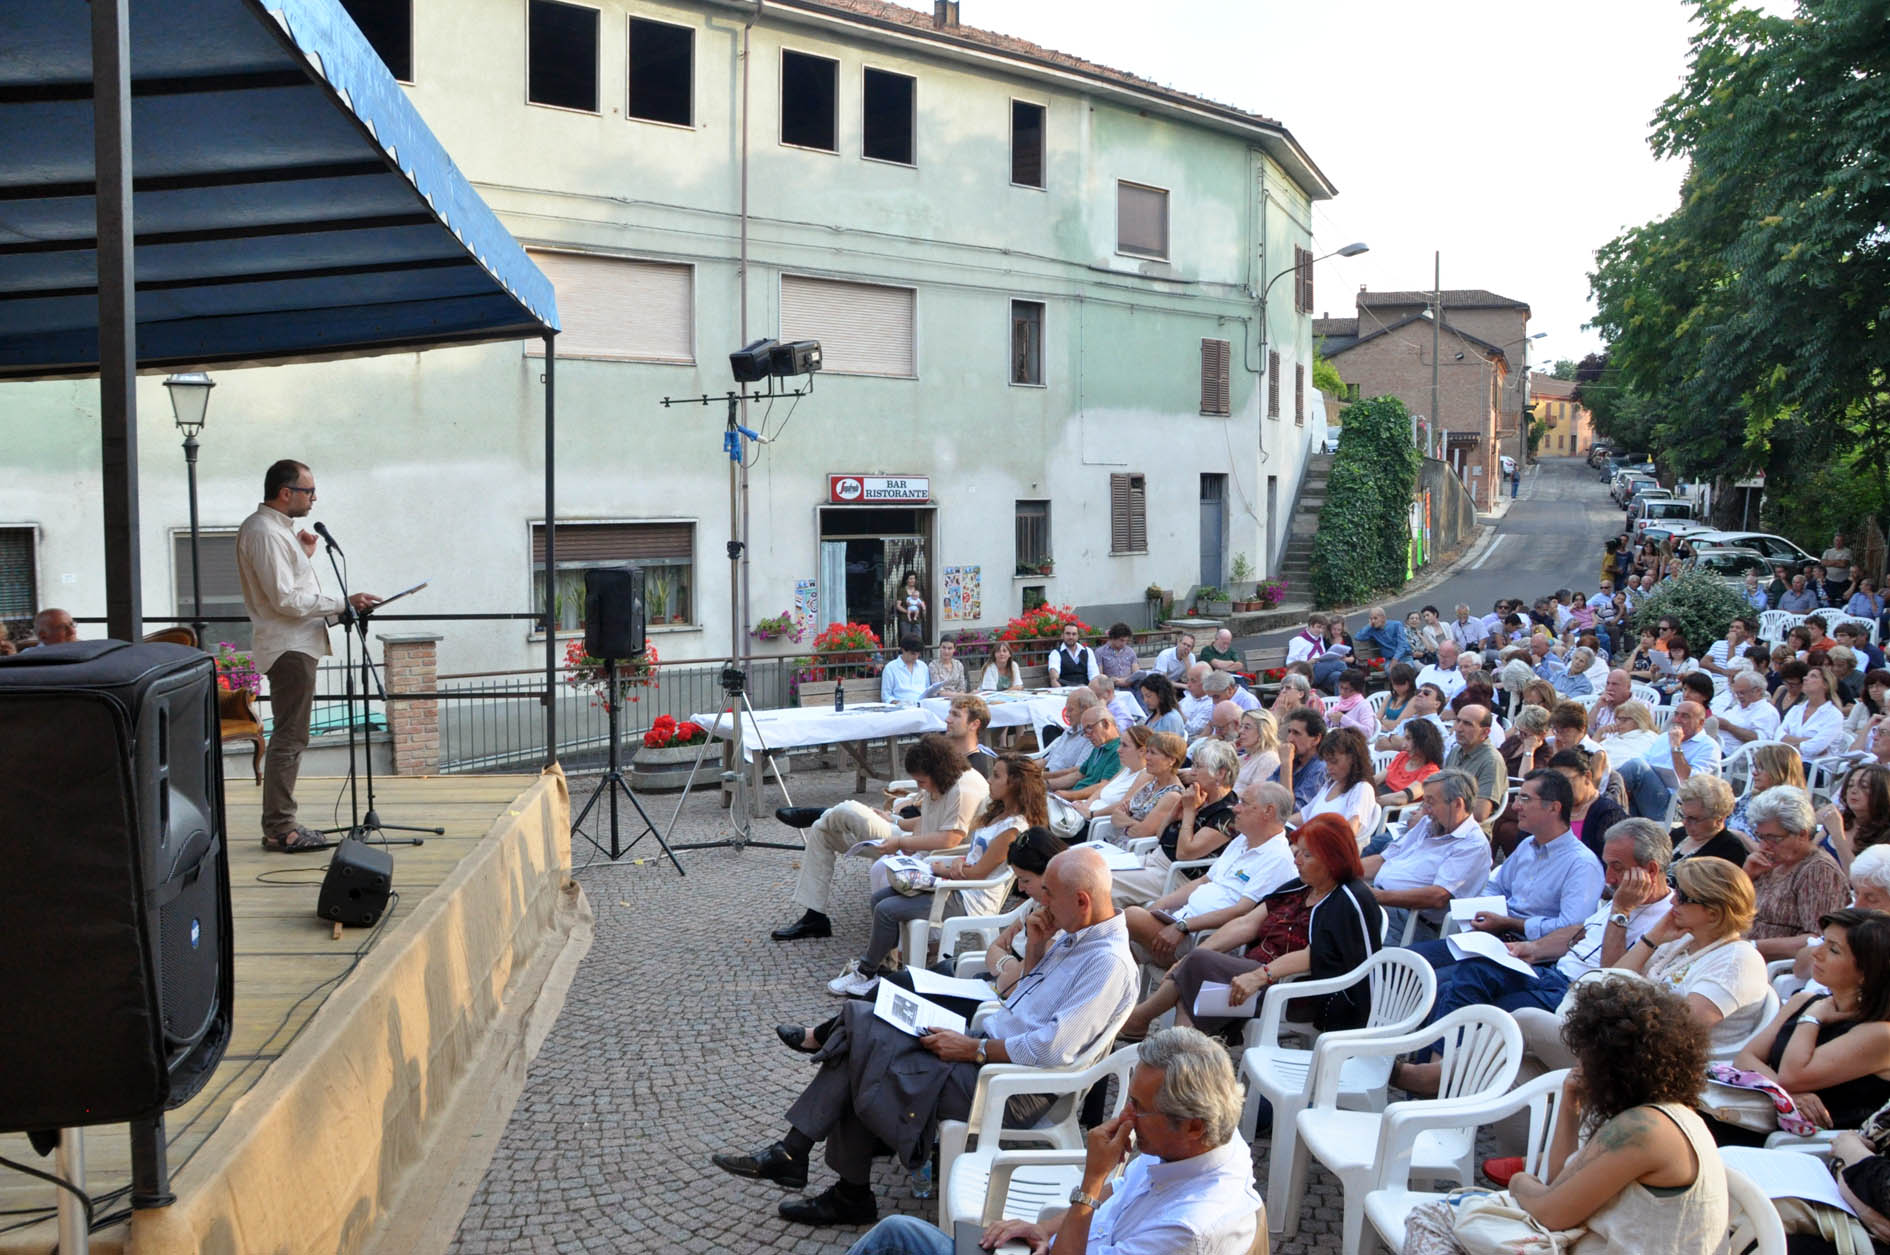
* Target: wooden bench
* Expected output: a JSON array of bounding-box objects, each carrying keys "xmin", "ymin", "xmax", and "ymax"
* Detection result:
[
  {"xmin": 1019, "ymin": 663, "xmax": 1052, "ymax": 689},
  {"xmin": 797, "ymin": 677, "xmax": 910, "ymax": 793}
]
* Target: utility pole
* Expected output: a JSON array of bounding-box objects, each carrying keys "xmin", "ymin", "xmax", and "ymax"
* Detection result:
[{"xmin": 1430, "ymin": 252, "xmax": 1441, "ymax": 464}]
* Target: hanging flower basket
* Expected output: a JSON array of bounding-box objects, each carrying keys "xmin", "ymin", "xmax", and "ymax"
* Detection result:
[
  {"xmin": 213, "ymin": 642, "xmax": 260, "ymax": 696},
  {"xmin": 563, "ymin": 637, "xmax": 659, "ymax": 712}
]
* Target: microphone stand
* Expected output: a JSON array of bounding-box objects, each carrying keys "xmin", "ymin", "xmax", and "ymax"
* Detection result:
[{"xmin": 318, "ymin": 531, "xmax": 437, "ymax": 847}]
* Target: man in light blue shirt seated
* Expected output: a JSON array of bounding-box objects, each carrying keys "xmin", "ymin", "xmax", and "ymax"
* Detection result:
[
  {"xmin": 1616, "ymin": 700, "xmax": 1721, "ymax": 819},
  {"xmin": 879, "ymin": 634, "xmax": 929, "ymax": 703},
  {"xmin": 1355, "ymin": 605, "xmax": 1412, "ymax": 662},
  {"xmin": 843, "ymin": 1027, "xmax": 1261, "ymax": 1255},
  {"xmin": 1552, "ymin": 646, "xmax": 1596, "ymax": 697}
]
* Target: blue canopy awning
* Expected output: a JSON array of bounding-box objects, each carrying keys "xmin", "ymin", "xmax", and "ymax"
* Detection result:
[{"xmin": 0, "ymin": 0, "xmax": 559, "ymax": 378}]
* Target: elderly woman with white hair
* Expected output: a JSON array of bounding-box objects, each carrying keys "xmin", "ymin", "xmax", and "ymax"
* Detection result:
[
  {"xmin": 1742, "ymin": 786, "xmax": 1851, "ymax": 961},
  {"xmin": 1555, "ymin": 646, "xmax": 1598, "ymax": 697}
]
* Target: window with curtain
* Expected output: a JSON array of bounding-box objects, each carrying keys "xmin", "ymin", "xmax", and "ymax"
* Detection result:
[
  {"xmin": 532, "ymin": 522, "xmax": 694, "ymax": 632},
  {"xmin": 1116, "ymin": 181, "xmax": 1168, "ymax": 259},
  {"xmin": 172, "ymin": 531, "xmax": 249, "ymax": 649}
]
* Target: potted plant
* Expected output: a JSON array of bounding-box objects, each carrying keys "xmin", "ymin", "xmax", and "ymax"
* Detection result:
[
  {"xmin": 212, "ymin": 642, "xmax": 260, "ymax": 697},
  {"xmin": 563, "ymin": 637, "xmax": 660, "ymax": 712},
  {"xmin": 751, "ymin": 611, "xmax": 803, "ymax": 643},
  {"xmin": 996, "ymin": 604, "xmax": 1092, "ymax": 666},
  {"xmin": 1229, "ymin": 553, "xmax": 1255, "ymax": 609},
  {"xmin": 1036, "ymin": 557, "xmax": 1055, "ymax": 576},
  {"xmin": 1255, "ymin": 578, "xmax": 1289, "ymax": 610},
  {"xmin": 1198, "ymin": 585, "xmax": 1232, "ymax": 616},
  {"xmin": 808, "ymin": 621, "xmax": 884, "ymax": 681},
  {"xmin": 645, "ymin": 570, "xmax": 671, "ymax": 624},
  {"xmin": 628, "ymin": 713, "xmax": 715, "ymax": 790}
]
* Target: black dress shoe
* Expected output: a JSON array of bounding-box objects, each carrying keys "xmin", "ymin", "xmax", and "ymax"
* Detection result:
[
  {"xmin": 779, "ymin": 1184, "xmax": 878, "ymax": 1226},
  {"xmin": 775, "ymin": 805, "xmax": 826, "ymax": 829},
  {"xmin": 772, "ymin": 911, "xmax": 832, "ymax": 941},
  {"xmin": 711, "ymin": 1142, "xmax": 808, "ymax": 1190},
  {"xmin": 776, "ymin": 1024, "xmax": 818, "ymax": 1054}
]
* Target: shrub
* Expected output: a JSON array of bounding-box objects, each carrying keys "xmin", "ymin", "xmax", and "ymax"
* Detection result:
[
  {"xmin": 1630, "ymin": 570, "xmax": 1746, "ymax": 650},
  {"xmin": 1310, "ymin": 395, "xmax": 1421, "ymax": 606}
]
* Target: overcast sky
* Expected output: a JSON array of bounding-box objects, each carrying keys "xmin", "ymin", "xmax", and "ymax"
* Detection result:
[{"xmin": 953, "ymin": 0, "xmax": 1729, "ymax": 367}]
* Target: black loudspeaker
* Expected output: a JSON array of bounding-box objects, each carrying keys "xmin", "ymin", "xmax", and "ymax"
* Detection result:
[
  {"xmin": 318, "ymin": 837, "xmax": 395, "ymax": 927},
  {"xmin": 584, "ymin": 565, "xmax": 646, "ymax": 660},
  {"xmin": 0, "ymin": 640, "xmax": 234, "ymax": 1133}
]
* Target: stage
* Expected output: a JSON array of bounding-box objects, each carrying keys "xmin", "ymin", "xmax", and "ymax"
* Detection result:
[{"xmin": 0, "ymin": 770, "xmax": 580, "ymax": 1255}]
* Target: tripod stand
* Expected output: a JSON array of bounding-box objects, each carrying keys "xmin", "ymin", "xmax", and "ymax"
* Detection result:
[
  {"xmin": 570, "ymin": 656, "xmax": 683, "ymax": 870},
  {"xmin": 663, "ymin": 663, "xmax": 800, "ymax": 854},
  {"xmin": 320, "ymin": 541, "xmax": 439, "ymax": 847}
]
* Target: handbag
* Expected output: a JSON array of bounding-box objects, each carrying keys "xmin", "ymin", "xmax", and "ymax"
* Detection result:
[
  {"xmin": 1046, "ymin": 794, "xmax": 1086, "ymax": 841},
  {"xmin": 1445, "ymin": 1188, "xmax": 1589, "ymax": 1255},
  {"xmin": 1699, "ymin": 1062, "xmax": 1818, "ymax": 1135}
]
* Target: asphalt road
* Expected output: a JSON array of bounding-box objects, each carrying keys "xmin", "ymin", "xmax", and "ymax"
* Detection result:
[{"xmin": 1243, "ymin": 456, "xmax": 1621, "ymax": 649}]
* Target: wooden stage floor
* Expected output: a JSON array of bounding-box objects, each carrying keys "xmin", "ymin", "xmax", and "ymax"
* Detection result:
[{"xmin": 0, "ymin": 774, "xmax": 541, "ymax": 1248}]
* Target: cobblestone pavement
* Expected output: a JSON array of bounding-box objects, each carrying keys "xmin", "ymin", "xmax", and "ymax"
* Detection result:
[{"xmin": 448, "ymin": 764, "xmax": 1361, "ymax": 1255}]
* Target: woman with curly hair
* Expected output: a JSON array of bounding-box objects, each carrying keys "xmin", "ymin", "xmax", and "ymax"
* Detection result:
[{"xmin": 1403, "ymin": 980, "xmax": 1728, "ymax": 1254}]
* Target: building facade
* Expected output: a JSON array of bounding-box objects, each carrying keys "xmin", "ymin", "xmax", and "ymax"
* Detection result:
[
  {"xmin": 1528, "ymin": 373, "xmax": 1592, "ymax": 456},
  {"xmin": 1315, "ymin": 287, "xmax": 1532, "ymax": 505},
  {"xmin": 0, "ymin": 0, "xmax": 1338, "ymax": 675}
]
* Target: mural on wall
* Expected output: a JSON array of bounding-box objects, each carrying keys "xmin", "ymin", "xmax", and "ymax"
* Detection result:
[
  {"xmin": 942, "ymin": 565, "xmax": 981, "ymax": 622},
  {"xmin": 794, "ymin": 579, "xmax": 819, "ymax": 632}
]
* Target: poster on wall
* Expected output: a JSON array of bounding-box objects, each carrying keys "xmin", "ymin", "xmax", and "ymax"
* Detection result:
[
  {"xmin": 941, "ymin": 566, "xmax": 981, "ymax": 622},
  {"xmin": 794, "ymin": 579, "xmax": 819, "ymax": 633}
]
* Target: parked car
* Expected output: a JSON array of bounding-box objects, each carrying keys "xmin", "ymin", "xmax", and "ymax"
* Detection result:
[
  {"xmin": 1689, "ymin": 531, "xmax": 1817, "ymax": 572},
  {"xmin": 1613, "ymin": 473, "xmax": 1659, "ymax": 504},
  {"xmin": 1623, "ymin": 482, "xmax": 1671, "ymax": 511},
  {"xmin": 1640, "ymin": 521, "xmax": 1718, "ymax": 548},
  {"xmin": 1682, "ymin": 547, "xmax": 1775, "ymax": 587},
  {"xmin": 1631, "ymin": 498, "xmax": 1698, "ymax": 534}
]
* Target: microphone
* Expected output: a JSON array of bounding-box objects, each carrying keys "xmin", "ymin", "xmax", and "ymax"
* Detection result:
[{"xmin": 312, "ymin": 521, "xmax": 343, "ymax": 555}]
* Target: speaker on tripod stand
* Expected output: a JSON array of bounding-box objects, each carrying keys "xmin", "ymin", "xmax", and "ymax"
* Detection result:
[{"xmin": 584, "ymin": 565, "xmax": 645, "ymax": 660}]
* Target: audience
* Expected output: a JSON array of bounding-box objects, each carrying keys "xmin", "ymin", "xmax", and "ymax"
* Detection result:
[
  {"xmin": 1111, "ymin": 739, "xmax": 1239, "ymax": 907},
  {"xmin": 716, "ymin": 848, "xmax": 1136, "ymax": 1226},
  {"xmin": 1196, "ymin": 626, "xmax": 1241, "ymax": 674},
  {"xmin": 32, "ymin": 607, "xmax": 77, "ymax": 645},
  {"xmin": 978, "ymin": 639, "xmax": 1023, "ymax": 692},
  {"xmin": 1048, "ymin": 708, "xmax": 1124, "ymax": 803},
  {"xmin": 1780, "ymin": 662, "xmax": 1848, "ymax": 759},
  {"xmin": 1443, "ymin": 703, "xmax": 1505, "ymax": 823},
  {"xmin": 1325, "ymin": 668, "xmax": 1378, "ymax": 736},
  {"xmin": 1668, "ymin": 774, "xmax": 1750, "ymax": 870},
  {"xmin": 1136, "ymin": 673, "xmax": 1186, "ymax": 736},
  {"xmin": 1550, "ymin": 747, "xmax": 1626, "ymax": 861},
  {"xmin": 1093, "ymin": 622, "xmax": 1138, "ymax": 680},
  {"xmin": 1376, "ymin": 717, "xmax": 1446, "ymax": 814},
  {"xmin": 1361, "ymin": 769, "xmax": 1492, "ymax": 943},
  {"xmin": 1232, "ymin": 709, "xmax": 1281, "ymax": 796},
  {"xmin": 1616, "ymin": 700, "xmax": 1720, "ymax": 820},
  {"xmin": 928, "ymin": 638, "xmax": 967, "ymax": 694},
  {"xmin": 1046, "ymin": 622, "xmax": 1099, "ymax": 687},
  {"xmin": 1726, "ymin": 742, "xmax": 1804, "ymax": 840},
  {"xmin": 1743, "ymin": 786, "xmax": 1851, "ymax": 960},
  {"xmin": 1280, "ymin": 708, "xmax": 1329, "ymax": 813},
  {"xmin": 1289, "ymin": 727, "xmax": 1378, "ymax": 843},
  {"xmin": 1151, "ymin": 631, "xmax": 1196, "ymax": 683},
  {"xmin": 880, "ymin": 635, "xmax": 930, "ymax": 703},
  {"xmin": 1822, "ymin": 763, "xmax": 1890, "ymax": 871}
]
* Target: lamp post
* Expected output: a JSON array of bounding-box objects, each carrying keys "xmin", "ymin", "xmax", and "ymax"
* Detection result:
[
  {"xmin": 1257, "ymin": 242, "xmax": 1368, "ymax": 428},
  {"xmin": 165, "ymin": 372, "xmax": 214, "ymax": 646}
]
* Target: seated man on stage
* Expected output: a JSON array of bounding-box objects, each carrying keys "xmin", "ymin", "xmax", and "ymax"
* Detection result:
[
  {"xmin": 771, "ymin": 733, "xmax": 988, "ymax": 941},
  {"xmin": 714, "ymin": 847, "xmax": 1137, "ymax": 1227}
]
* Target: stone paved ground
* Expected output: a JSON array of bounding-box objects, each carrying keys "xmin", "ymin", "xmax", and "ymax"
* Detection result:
[{"xmin": 447, "ymin": 762, "xmax": 1365, "ymax": 1255}]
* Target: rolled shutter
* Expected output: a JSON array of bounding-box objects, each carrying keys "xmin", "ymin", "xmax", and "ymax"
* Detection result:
[
  {"xmin": 781, "ymin": 275, "xmax": 916, "ymax": 376},
  {"xmin": 527, "ymin": 251, "xmax": 693, "ymax": 362},
  {"xmin": 0, "ymin": 528, "xmax": 35, "ymax": 618},
  {"xmin": 532, "ymin": 523, "xmax": 692, "ymax": 563}
]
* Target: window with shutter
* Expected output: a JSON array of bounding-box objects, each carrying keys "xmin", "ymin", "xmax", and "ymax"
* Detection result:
[
  {"xmin": 1109, "ymin": 473, "xmax": 1147, "ymax": 554},
  {"xmin": 532, "ymin": 521, "xmax": 695, "ymax": 630},
  {"xmin": 781, "ymin": 275, "xmax": 916, "ymax": 377},
  {"xmin": 0, "ymin": 527, "xmax": 37, "ymax": 624},
  {"xmin": 1295, "ymin": 363, "xmax": 1306, "ymax": 424},
  {"xmin": 1015, "ymin": 501, "xmax": 1050, "ymax": 570},
  {"xmin": 1116, "ymin": 181, "xmax": 1169, "ymax": 260},
  {"xmin": 1302, "ymin": 247, "xmax": 1315, "ymax": 313},
  {"xmin": 1011, "ymin": 100, "xmax": 1046, "ymax": 188},
  {"xmin": 172, "ymin": 531, "xmax": 249, "ymax": 648},
  {"xmin": 1267, "ymin": 351, "xmax": 1281, "ymax": 418},
  {"xmin": 1199, "ymin": 338, "xmax": 1230, "ymax": 415},
  {"xmin": 526, "ymin": 251, "xmax": 693, "ymax": 362}
]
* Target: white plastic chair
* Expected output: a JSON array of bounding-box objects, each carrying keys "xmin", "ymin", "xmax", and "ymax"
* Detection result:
[
  {"xmin": 1368, "ymin": 690, "xmax": 1393, "ymax": 717},
  {"xmin": 1710, "ymin": 985, "xmax": 1780, "ymax": 1062},
  {"xmin": 1649, "ymin": 704, "xmax": 1677, "ymax": 731},
  {"xmin": 939, "ymin": 1041, "xmax": 1137, "ymax": 1228},
  {"xmin": 1758, "ymin": 610, "xmax": 1804, "ymax": 645},
  {"xmin": 935, "ymin": 1002, "xmax": 1134, "ymax": 1222},
  {"xmin": 1761, "ymin": 1127, "xmax": 1842, "ymax": 1158},
  {"xmin": 1285, "ymin": 1005, "xmax": 1525, "ymax": 1252},
  {"xmin": 1363, "ymin": 1068, "xmax": 1571, "ymax": 1254},
  {"xmin": 1372, "ymin": 748, "xmax": 1401, "ymax": 777},
  {"xmin": 902, "ymin": 851, "xmax": 1015, "ymax": 965},
  {"xmin": 1571, "ymin": 692, "xmax": 1600, "ymax": 710},
  {"xmin": 1722, "ymin": 740, "xmax": 1787, "ymax": 798},
  {"xmin": 1631, "ymin": 681, "xmax": 1664, "ymax": 707},
  {"xmin": 1239, "ymin": 950, "xmax": 1437, "ymax": 1222},
  {"xmin": 1726, "ymin": 1166, "xmax": 1790, "ymax": 1254},
  {"xmin": 1827, "ymin": 614, "xmax": 1880, "ymax": 645}
]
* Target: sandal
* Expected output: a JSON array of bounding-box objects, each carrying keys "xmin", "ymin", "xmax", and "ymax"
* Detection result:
[{"xmin": 262, "ymin": 825, "xmax": 332, "ymax": 853}]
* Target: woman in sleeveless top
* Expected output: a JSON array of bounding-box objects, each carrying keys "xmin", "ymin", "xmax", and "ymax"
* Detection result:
[
  {"xmin": 1706, "ymin": 907, "xmax": 1890, "ymax": 1146},
  {"xmin": 1405, "ymin": 979, "xmax": 1727, "ymax": 1254}
]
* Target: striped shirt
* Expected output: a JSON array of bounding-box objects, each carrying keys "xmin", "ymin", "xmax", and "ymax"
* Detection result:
[{"xmin": 983, "ymin": 913, "xmax": 1137, "ymax": 1068}]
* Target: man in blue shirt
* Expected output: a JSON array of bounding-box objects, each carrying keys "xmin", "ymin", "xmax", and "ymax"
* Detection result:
[
  {"xmin": 1282, "ymin": 708, "xmax": 1328, "ymax": 812},
  {"xmin": 1355, "ymin": 605, "xmax": 1412, "ymax": 663},
  {"xmin": 879, "ymin": 634, "xmax": 929, "ymax": 703}
]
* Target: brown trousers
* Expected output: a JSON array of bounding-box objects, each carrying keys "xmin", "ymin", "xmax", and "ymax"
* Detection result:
[{"xmin": 261, "ymin": 651, "xmax": 320, "ymax": 836}]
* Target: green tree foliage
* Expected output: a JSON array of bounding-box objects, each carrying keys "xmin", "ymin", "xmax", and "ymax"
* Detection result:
[
  {"xmin": 1312, "ymin": 348, "xmax": 1347, "ymax": 398},
  {"xmin": 1310, "ymin": 396, "xmax": 1421, "ymax": 607},
  {"xmin": 1574, "ymin": 352, "xmax": 1662, "ymax": 458},
  {"xmin": 1630, "ymin": 570, "xmax": 1747, "ymax": 655},
  {"xmin": 1549, "ymin": 359, "xmax": 1579, "ymax": 382},
  {"xmin": 1587, "ymin": 0, "xmax": 1890, "ymax": 497}
]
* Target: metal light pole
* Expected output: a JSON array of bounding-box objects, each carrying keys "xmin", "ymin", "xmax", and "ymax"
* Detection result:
[{"xmin": 165, "ymin": 372, "xmax": 214, "ymax": 645}]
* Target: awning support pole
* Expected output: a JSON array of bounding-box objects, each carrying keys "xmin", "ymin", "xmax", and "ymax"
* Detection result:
[{"xmin": 94, "ymin": 0, "xmax": 142, "ymax": 642}]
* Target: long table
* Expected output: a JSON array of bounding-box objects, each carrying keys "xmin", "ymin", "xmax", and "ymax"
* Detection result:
[
  {"xmin": 919, "ymin": 687, "xmax": 1075, "ymax": 734},
  {"xmin": 691, "ymin": 702, "xmax": 946, "ymax": 816}
]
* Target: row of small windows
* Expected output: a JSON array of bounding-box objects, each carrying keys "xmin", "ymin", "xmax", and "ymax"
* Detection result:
[{"xmin": 339, "ymin": 2, "xmax": 1052, "ymax": 189}]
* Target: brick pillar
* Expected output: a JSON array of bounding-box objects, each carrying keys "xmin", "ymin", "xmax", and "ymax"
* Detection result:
[{"xmin": 381, "ymin": 633, "xmax": 441, "ymax": 776}]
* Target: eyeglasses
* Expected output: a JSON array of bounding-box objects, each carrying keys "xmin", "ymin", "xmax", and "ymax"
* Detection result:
[
  {"xmin": 1674, "ymin": 888, "xmax": 1702, "ymax": 906},
  {"xmin": 286, "ymin": 484, "xmax": 316, "ymax": 495}
]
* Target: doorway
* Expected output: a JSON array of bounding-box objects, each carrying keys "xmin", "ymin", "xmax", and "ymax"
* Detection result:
[
  {"xmin": 817, "ymin": 507, "xmax": 934, "ymax": 644},
  {"xmin": 1199, "ymin": 473, "xmax": 1226, "ymax": 590}
]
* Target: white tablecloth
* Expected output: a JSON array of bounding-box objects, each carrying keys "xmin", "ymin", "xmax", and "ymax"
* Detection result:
[
  {"xmin": 920, "ymin": 688, "xmax": 1073, "ymax": 732},
  {"xmin": 690, "ymin": 703, "xmax": 944, "ymax": 759}
]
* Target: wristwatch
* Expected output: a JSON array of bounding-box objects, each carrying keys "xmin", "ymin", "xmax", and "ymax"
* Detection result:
[
  {"xmin": 1607, "ymin": 912, "xmax": 1630, "ymax": 929},
  {"xmin": 1068, "ymin": 1187, "xmax": 1105, "ymax": 1211},
  {"xmin": 1176, "ymin": 918, "xmax": 1191, "ymax": 935},
  {"xmin": 976, "ymin": 1039, "xmax": 988, "ymax": 1065}
]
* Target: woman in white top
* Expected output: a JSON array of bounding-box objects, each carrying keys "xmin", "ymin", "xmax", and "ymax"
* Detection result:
[
  {"xmin": 1073, "ymin": 724, "xmax": 1153, "ymax": 844},
  {"xmin": 1781, "ymin": 662, "xmax": 1847, "ymax": 759},
  {"xmin": 1289, "ymin": 727, "xmax": 1377, "ymax": 843},
  {"xmin": 1403, "ymin": 980, "xmax": 1728, "ymax": 1255},
  {"xmin": 853, "ymin": 755, "xmax": 1047, "ymax": 977},
  {"xmin": 1233, "ymin": 708, "xmax": 1281, "ymax": 795},
  {"xmin": 977, "ymin": 640, "xmax": 1023, "ymax": 692},
  {"xmin": 1609, "ymin": 855, "xmax": 1769, "ymax": 1051},
  {"xmin": 1599, "ymin": 698, "xmax": 1662, "ymax": 764}
]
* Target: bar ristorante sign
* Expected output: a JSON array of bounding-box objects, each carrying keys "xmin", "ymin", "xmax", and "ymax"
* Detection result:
[{"xmin": 827, "ymin": 474, "xmax": 931, "ymax": 504}]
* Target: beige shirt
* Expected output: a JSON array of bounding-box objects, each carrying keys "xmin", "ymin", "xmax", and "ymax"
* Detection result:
[
  {"xmin": 920, "ymin": 770, "xmax": 990, "ymax": 840},
  {"xmin": 236, "ymin": 504, "xmax": 344, "ymax": 673}
]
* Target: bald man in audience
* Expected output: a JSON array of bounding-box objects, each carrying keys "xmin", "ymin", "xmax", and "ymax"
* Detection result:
[{"xmin": 32, "ymin": 608, "xmax": 77, "ymax": 645}]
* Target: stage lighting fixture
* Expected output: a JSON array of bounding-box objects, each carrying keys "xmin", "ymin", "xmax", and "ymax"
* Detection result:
[
  {"xmin": 730, "ymin": 338, "xmax": 778, "ymax": 383},
  {"xmin": 769, "ymin": 339, "xmax": 822, "ymax": 378}
]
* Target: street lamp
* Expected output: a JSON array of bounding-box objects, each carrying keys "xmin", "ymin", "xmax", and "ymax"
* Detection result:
[
  {"xmin": 1257, "ymin": 240, "xmax": 1367, "ymax": 414},
  {"xmin": 165, "ymin": 372, "xmax": 214, "ymax": 646}
]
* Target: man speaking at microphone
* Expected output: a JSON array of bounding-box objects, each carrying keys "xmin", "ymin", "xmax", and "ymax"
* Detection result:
[{"xmin": 237, "ymin": 459, "xmax": 380, "ymax": 853}]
